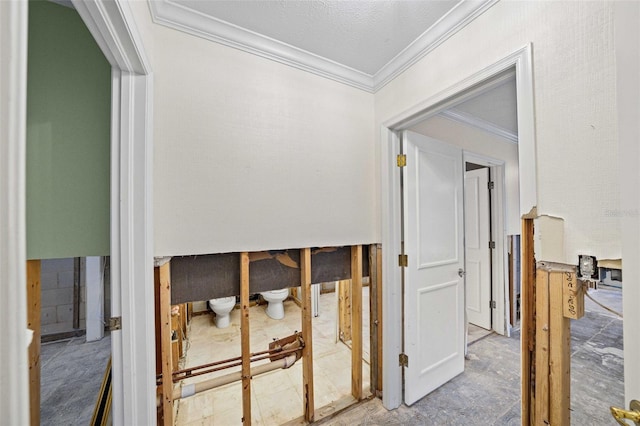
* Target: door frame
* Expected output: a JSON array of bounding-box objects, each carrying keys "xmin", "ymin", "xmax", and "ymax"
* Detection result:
[
  {"xmin": 1, "ymin": 1, "xmax": 156, "ymax": 424},
  {"xmin": 72, "ymin": 2, "xmax": 154, "ymax": 423},
  {"xmin": 381, "ymin": 44, "xmax": 536, "ymax": 409},
  {"xmin": 463, "ymin": 152, "xmax": 509, "ymax": 337}
]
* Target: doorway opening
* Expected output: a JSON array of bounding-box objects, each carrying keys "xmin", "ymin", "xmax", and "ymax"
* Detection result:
[{"xmin": 380, "ymin": 45, "xmax": 536, "ymax": 410}]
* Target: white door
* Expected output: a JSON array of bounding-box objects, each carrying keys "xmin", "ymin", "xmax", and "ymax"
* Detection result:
[
  {"xmin": 403, "ymin": 131, "xmax": 465, "ymax": 405},
  {"xmin": 464, "ymin": 168, "xmax": 492, "ymax": 330}
]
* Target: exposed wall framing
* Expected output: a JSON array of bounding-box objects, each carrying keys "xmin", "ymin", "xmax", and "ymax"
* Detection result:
[
  {"xmin": 521, "ymin": 217, "xmax": 583, "ymax": 426},
  {"xmin": 521, "ymin": 218, "xmax": 535, "ymax": 425},
  {"xmin": 155, "ymin": 244, "xmax": 382, "ymax": 425},
  {"xmin": 350, "ymin": 246, "xmax": 363, "ymax": 401},
  {"xmin": 155, "ymin": 261, "xmax": 173, "ymax": 425},
  {"xmin": 369, "ymin": 244, "xmax": 383, "ymax": 395},
  {"xmin": 26, "ymin": 260, "xmax": 41, "ymax": 426}
]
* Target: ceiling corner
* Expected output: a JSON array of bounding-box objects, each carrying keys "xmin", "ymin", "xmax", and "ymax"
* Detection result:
[
  {"xmin": 148, "ymin": 0, "xmax": 500, "ymax": 93},
  {"xmin": 372, "ymin": 0, "xmax": 500, "ymax": 92}
]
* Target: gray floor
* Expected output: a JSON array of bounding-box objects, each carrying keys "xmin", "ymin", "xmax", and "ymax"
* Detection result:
[
  {"xmin": 40, "ymin": 333, "xmax": 111, "ymax": 425},
  {"xmin": 322, "ymin": 286, "xmax": 624, "ymax": 426},
  {"xmin": 39, "ymin": 287, "xmax": 623, "ymax": 425}
]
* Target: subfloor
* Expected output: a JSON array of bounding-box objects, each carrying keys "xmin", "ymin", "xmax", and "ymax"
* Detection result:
[
  {"xmin": 39, "ymin": 286, "xmax": 623, "ymax": 425},
  {"xmin": 175, "ymin": 288, "xmax": 372, "ymax": 425},
  {"xmin": 319, "ymin": 285, "xmax": 624, "ymax": 426}
]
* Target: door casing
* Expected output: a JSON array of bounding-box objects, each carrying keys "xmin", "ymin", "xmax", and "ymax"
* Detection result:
[{"xmin": 380, "ymin": 44, "xmax": 536, "ymax": 409}]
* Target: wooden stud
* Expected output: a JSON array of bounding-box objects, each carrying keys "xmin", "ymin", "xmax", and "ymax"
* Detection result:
[
  {"xmin": 369, "ymin": 244, "xmax": 383, "ymax": 395},
  {"xmin": 240, "ymin": 252, "xmax": 251, "ymax": 426},
  {"xmin": 521, "ymin": 219, "xmax": 535, "ymax": 426},
  {"xmin": 337, "ymin": 279, "xmax": 352, "ymax": 342},
  {"xmin": 369, "ymin": 245, "xmax": 378, "ymax": 395},
  {"xmin": 534, "ymin": 266, "xmax": 550, "ymax": 425},
  {"xmin": 375, "ymin": 245, "xmax": 383, "ymax": 394},
  {"xmin": 154, "ymin": 266, "xmax": 162, "ymax": 425},
  {"xmin": 180, "ymin": 303, "xmax": 188, "ymax": 339},
  {"xmin": 300, "ymin": 248, "xmax": 315, "ymax": 422},
  {"xmin": 562, "ymin": 271, "xmax": 584, "ymax": 320},
  {"xmin": 26, "ymin": 260, "xmax": 41, "ymax": 426},
  {"xmin": 156, "ymin": 262, "xmax": 173, "ymax": 426},
  {"xmin": 549, "ymin": 270, "xmax": 571, "ymax": 426},
  {"xmin": 351, "ymin": 245, "xmax": 363, "ymax": 401}
]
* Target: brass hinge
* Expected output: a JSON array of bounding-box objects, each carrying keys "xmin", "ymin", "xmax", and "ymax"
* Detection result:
[
  {"xmin": 109, "ymin": 317, "xmax": 122, "ymax": 331},
  {"xmin": 490, "ymin": 300, "xmax": 497, "ymax": 309},
  {"xmin": 398, "ymin": 254, "xmax": 408, "ymax": 267},
  {"xmin": 399, "ymin": 353, "xmax": 409, "ymax": 367},
  {"xmin": 489, "ymin": 241, "xmax": 496, "ymax": 249},
  {"xmin": 488, "ymin": 181, "xmax": 495, "ymax": 190},
  {"xmin": 397, "ymin": 154, "xmax": 406, "ymax": 167}
]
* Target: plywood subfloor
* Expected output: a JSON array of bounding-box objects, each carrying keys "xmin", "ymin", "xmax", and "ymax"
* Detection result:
[{"xmin": 175, "ymin": 288, "xmax": 371, "ymax": 425}]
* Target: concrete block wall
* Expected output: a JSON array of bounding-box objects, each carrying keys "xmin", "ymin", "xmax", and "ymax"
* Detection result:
[{"xmin": 41, "ymin": 258, "xmax": 85, "ymax": 335}]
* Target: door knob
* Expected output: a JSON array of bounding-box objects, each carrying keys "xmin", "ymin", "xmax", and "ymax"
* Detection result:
[
  {"xmin": 611, "ymin": 400, "xmax": 640, "ymax": 425},
  {"xmin": 458, "ymin": 268, "xmax": 465, "ymax": 277}
]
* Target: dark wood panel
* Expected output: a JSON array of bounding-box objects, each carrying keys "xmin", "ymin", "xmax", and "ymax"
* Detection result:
[{"xmin": 171, "ymin": 246, "xmax": 371, "ymax": 304}]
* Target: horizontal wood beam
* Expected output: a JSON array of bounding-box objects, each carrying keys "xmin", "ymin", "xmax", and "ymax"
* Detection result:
[{"xmin": 170, "ymin": 246, "xmax": 371, "ymax": 304}]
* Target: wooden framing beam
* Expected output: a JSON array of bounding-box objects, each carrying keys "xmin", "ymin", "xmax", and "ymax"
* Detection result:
[
  {"xmin": 549, "ymin": 270, "xmax": 571, "ymax": 425},
  {"xmin": 337, "ymin": 279, "xmax": 352, "ymax": 342},
  {"xmin": 351, "ymin": 245, "xmax": 363, "ymax": 400},
  {"xmin": 156, "ymin": 261, "xmax": 173, "ymax": 426},
  {"xmin": 534, "ymin": 265, "xmax": 550, "ymax": 425},
  {"xmin": 369, "ymin": 244, "xmax": 383, "ymax": 395},
  {"xmin": 240, "ymin": 252, "xmax": 251, "ymax": 426},
  {"xmin": 521, "ymin": 218, "xmax": 535, "ymax": 425},
  {"xmin": 300, "ymin": 248, "xmax": 315, "ymax": 422},
  {"xmin": 26, "ymin": 260, "xmax": 41, "ymax": 426},
  {"xmin": 375, "ymin": 245, "xmax": 382, "ymax": 395}
]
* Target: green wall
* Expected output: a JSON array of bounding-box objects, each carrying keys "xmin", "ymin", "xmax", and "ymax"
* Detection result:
[{"xmin": 27, "ymin": 1, "xmax": 111, "ymax": 259}]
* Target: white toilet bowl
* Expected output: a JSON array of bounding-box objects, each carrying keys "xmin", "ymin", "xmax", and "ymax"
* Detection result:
[
  {"xmin": 208, "ymin": 296, "xmax": 236, "ymax": 328},
  {"xmin": 260, "ymin": 288, "xmax": 289, "ymax": 320}
]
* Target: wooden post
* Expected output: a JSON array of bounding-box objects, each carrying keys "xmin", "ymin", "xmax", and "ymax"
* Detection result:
[
  {"xmin": 351, "ymin": 245, "xmax": 363, "ymax": 401},
  {"xmin": 534, "ymin": 265, "xmax": 550, "ymax": 425},
  {"xmin": 337, "ymin": 279, "xmax": 352, "ymax": 341},
  {"xmin": 369, "ymin": 244, "xmax": 383, "ymax": 395},
  {"xmin": 240, "ymin": 252, "xmax": 251, "ymax": 426},
  {"xmin": 26, "ymin": 260, "xmax": 41, "ymax": 426},
  {"xmin": 375, "ymin": 245, "xmax": 382, "ymax": 394},
  {"xmin": 549, "ymin": 270, "xmax": 571, "ymax": 425},
  {"xmin": 521, "ymin": 218, "xmax": 535, "ymax": 426},
  {"xmin": 156, "ymin": 261, "xmax": 173, "ymax": 426},
  {"xmin": 300, "ymin": 248, "xmax": 314, "ymax": 422}
]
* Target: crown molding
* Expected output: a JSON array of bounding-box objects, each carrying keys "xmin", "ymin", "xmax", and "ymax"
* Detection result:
[
  {"xmin": 440, "ymin": 108, "xmax": 518, "ymax": 143},
  {"xmin": 149, "ymin": 0, "xmax": 375, "ymax": 92},
  {"xmin": 372, "ymin": 0, "xmax": 499, "ymax": 92},
  {"xmin": 149, "ymin": 0, "xmax": 498, "ymax": 93}
]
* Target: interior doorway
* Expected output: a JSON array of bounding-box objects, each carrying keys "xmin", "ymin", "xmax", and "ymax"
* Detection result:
[
  {"xmin": 380, "ymin": 45, "xmax": 536, "ymax": 409},
  {"xmin": 464, "ymin": 163, "xmax": 493, "ymax": 331}
]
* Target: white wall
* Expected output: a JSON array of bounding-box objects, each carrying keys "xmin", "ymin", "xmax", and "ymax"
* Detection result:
[
  {"xmin": 375, "ymin": 1, "xmax": 620, "ymax": 262},
  {"xmin": 410, "ymin": 115, "xmax": 520, "ymax": 235},
  {"xmin": 130, "ymin": 4, "xmax": 376, "ymax": 256}
]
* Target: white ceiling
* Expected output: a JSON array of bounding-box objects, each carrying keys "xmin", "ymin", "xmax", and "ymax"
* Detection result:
[
  {"xmin": 174, "ymin": 0, "xmax": 459, "ymax": 76},
  {"xmin": 453, "ymin": 77, "xmax": 518, "ymax": 134},
  {"xmin": 149, "ymin": 0, "xmax": 498, "ymax": 92}
]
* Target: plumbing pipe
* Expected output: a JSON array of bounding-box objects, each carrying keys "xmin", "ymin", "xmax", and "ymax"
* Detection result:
[{"xmin": 172, "ymin": 353, "xmax": 298, "ymax": 400}]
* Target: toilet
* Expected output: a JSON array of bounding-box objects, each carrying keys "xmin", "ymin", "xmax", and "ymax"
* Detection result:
[
  {"xmin": 260, "ymin": 288, "xmax": 289, "ymax": 320},
  {"xmin": 208, "ymin": 296, "xmax": 236, "ymax": 328}
]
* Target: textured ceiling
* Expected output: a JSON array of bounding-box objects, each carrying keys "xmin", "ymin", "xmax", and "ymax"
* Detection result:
[
  {"xmin": 453, "ymin": 77, "xmax": 518, "ymax": 134},
  {"xmin": 174, "ymin": 0, "xmax": 461, "ymax": 75}
]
